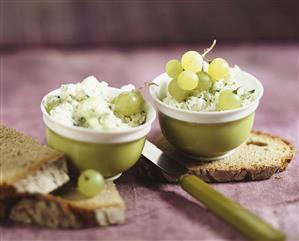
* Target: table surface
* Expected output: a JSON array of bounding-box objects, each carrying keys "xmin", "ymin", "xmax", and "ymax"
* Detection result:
[{"xmin": 1, "ymin": 44, "xmax": 298, "ymax": 241}]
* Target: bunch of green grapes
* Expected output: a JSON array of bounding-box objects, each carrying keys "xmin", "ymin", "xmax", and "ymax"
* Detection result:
[
  {"xmin": 113, "ymin": 90, "xmax": 145, "ymax": 116},
  {"xmin": 165, "ymin": 51, "xmax": 205, "ymax": 94},
  {"xmin": 165, "ymin": 42, "xmax": 239, "ymax": 110},
  {"xmin": 165, "ymin": 50, "xmax": 216, "ymax": 101}
]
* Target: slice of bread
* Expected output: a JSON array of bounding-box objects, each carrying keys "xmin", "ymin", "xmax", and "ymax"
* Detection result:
[
  {"xmin": 7, "ymin": 181, "xmax": 125, "ymax": 228},
  {"xmin": 0, "ymin": 124, "xmax": 69, "ymax": 198},
  {"xmin": 138, "ymin": 131, "xmax": 296, "ymax": 182}
]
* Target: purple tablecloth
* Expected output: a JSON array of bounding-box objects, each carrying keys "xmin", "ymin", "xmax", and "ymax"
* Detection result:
[{"xmin": 1, "ymin": 44, "xmax": 298, "ymax": 241}]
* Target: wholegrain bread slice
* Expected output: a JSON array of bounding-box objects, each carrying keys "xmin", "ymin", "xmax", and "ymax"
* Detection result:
[
  {"xmin": 7, "ymin": 181, "xmax": 125, "ymax": 228},
  {"xmin": 138, "ymin": 131, "xmax": 295, "ymax": 182},
  {"xmin": 0, "ymin": 124, "xmax": 69, "ymax": 199}
]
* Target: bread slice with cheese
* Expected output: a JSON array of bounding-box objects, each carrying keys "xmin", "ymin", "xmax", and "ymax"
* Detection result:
[
  {"xmin": 0, "ymin": 124, "xmax": 69, "ymax": 199},
  {"xmin": 138, "ymin": 131, "xmax": 296, "ymax": 182},
  {"xmin": 7, "ymin": 181, "xmax": 125, "ymax": 228}
]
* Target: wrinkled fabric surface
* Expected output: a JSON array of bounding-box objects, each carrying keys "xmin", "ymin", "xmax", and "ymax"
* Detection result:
[{"xmin": 1, "ymin": 44, "xmax": 298, "ymax": 241}]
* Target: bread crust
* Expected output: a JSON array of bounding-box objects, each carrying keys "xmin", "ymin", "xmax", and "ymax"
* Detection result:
[
  {"xmin": 3, "ymin": 152, "xmax": 65, "ymax": 186},
  {"xmin": 251, "ymin": 130, "xmax": 296, "ymax": 171},
  {"xmin": 138, "ymin": 130, "xmax": 296, "ymax": 183},
  {"xmin": 0, "ymin": 124, "xmax": 70, "ymax": 198},
  {"xmin": 0, "ymin": 124, "xmax": 65, "ymax": 186},
  {"xmin": 5, "ymin": 182, "xmax": 125, "ymax": 228},
  {"xmin": 0, "ymin": 124, "xmax": 125, "ymax": 228}
]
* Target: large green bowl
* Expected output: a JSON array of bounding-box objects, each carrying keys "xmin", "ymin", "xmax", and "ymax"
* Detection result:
[
  {"xmin": 159, "ymin": 112, "xmax": 254, "ymax": 159},
  {"xmin": 41, "ymin": 88, "xmax": 156, "ymax": 179},
  {"xmin": 150, "ymin": 69, "xmax": 263, "ymax": 160}
]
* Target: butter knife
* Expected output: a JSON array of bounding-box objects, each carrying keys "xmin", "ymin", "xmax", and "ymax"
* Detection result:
[{"xmin": 142, "ymin": 140, "xmax": 285, "ymax": 241}]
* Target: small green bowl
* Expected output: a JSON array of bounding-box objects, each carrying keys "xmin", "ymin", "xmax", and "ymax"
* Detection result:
[
  {"xmin": 149, "ymin": 69, "xmax": 263, "ymax": 160},
  {"xmin": 41, "ymin": 88, "xmax": 156, "ymax": 179}
]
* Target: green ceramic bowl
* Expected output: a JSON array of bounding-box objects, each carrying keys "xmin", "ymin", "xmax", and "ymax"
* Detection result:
[
  {"xmin": 149, "ymin": 69, "xmax": 263, "ymax": 160},
  {"xmin": 41, "ymin": 88, "xmax": 156, "ymax": 179}
]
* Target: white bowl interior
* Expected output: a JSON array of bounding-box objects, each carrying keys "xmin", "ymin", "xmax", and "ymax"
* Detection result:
[
  {"xmin": 149, "ymin": 68, "xmax": 264, "ymax": 124},
  {"xmin": 41, "ymin": 86, "xmax": 156, "ymax": 143}
]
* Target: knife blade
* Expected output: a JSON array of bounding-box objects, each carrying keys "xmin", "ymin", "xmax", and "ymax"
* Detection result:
[
  {"xmin": 142, "ymin": 140, "xmax": 188, "ymax": 179},
  {"xmin": 142, "ymin": 140, "xmax": 285, "ymax": 241}
]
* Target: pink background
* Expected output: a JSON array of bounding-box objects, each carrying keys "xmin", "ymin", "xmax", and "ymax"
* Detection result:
[{"xmin": 1, "ymin": 43, "xmax": 298, "ymax": 240}]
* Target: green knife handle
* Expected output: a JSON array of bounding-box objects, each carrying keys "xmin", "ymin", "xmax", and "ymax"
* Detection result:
[{"xmin": 180, "ymin": 175, "xmax": 285, "ymax": 241}]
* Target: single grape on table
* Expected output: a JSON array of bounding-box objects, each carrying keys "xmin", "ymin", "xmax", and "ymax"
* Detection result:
[{"xmin": 78, "ymin": 169, "xmax": 105, "ymax": 197}]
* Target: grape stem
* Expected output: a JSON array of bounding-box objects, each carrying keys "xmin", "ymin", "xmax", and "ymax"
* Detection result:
[
  {"xmin": 144, "ymin": 82, "xmax": 159, "ymax": 88},
  {"xmin": 202, "ymin": 40, "xmax": 217, "ymax": 58},
  {"xmin": 233, "ymin": 87, "xmax": 241, "ymax": 94},
  {"xmin": 135, "ymin": 82, "xmax": 159, "ymax": 91}
]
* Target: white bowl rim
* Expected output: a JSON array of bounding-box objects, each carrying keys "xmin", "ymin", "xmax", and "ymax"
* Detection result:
[
  {"xmin": 149, "ymin": 70, "xmax": 264, "ymax": 123},
  {"xmin": 149, "ymin": 71, "xmax": 264, "ymax": 117},
  {"xmin": 41, "ymin": 88, "xmax": 156, "ymax": 136}
]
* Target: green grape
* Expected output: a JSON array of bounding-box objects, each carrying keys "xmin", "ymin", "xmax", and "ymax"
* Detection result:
[
  {"xmin": 217, "ymin": 89, "xmax": 241, "ymax": 111},
  {"xmin": 177, "ymin": 70, "xmax": 199, "ymax": 91},
  {"xmin": 45, "ymin": 96, "xmax": 61, "ymax": 113},
  {"xmin": 181, "ymin": 51, "xmax": 203, "ymax": 72},
  {"xmin": 78, "ymin": 169, "xmax": 105, "ymax": 197},
  {"xmin": 165, "ymin": 59, "xmax": 183, "ymax": 78},
  {"xmin": 113, "ymin": 90, "xmax": 145, "ymax": 116},
  {"xmin": 208, "ymin": 58, "xmax": 230, "ymax": 80},
  {"xmin": 168, "ymin": 78, "xmax": 191, "ymax": 101},
  {"xmin": 196, "ymin": 72, "xmax": 213, "ymax": 91}
]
